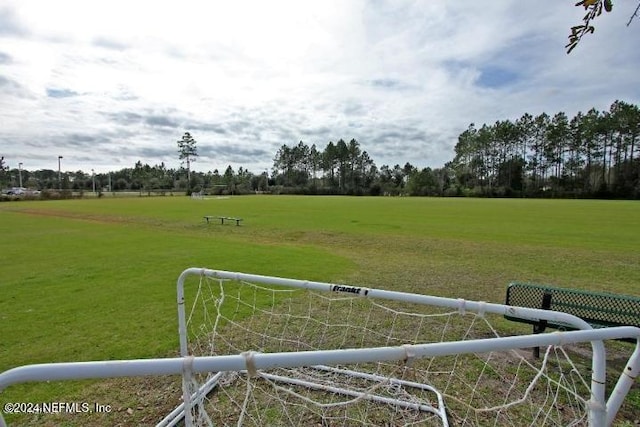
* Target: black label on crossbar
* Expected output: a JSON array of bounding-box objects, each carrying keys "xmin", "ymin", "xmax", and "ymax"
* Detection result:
[{"xmin": 332, "ymin": 285, "xmax": 368, "ymax": 296}]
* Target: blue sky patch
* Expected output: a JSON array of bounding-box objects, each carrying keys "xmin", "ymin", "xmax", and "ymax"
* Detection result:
[
  {"xmin": 0, "ymin": 51, "xmax": 11, "ymax": 64},
  {"xmin": 46, "ymin": 88, "xmax": 79, "ymax": 98},
  {"xmin": 369, "ymin": 78, "xmax": 413, "ymax": 91},
  {"xmin": 477, "ymin": 66, "xmax": 519, "ymax": 89}
]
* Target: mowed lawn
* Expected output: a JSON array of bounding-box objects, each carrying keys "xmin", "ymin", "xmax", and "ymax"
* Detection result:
[{"xmin": 1, "ymin": 195, "xmax": 639, "ymax": 424}]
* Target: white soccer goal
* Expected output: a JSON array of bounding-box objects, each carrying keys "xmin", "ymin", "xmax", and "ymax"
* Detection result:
[
  {"xmin": 0, "ymin": 268, "xmax": 639, "ymax": 427},
  {"xmin": 159, "ymin": 268, "xmax": 640, "ymax": 427}
]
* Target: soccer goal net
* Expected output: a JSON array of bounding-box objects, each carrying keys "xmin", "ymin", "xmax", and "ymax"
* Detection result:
[{"xmin": 161, "ymin": 268, "xmax": 640, "ymax": 427}]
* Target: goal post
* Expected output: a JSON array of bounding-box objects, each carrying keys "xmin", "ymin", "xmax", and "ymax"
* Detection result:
[
  {"xmin": 1, "ymin": 268, "xmax": 639, "ymax": 427},
  {"xmin": 1, "ymin": 327, "xmax": 638, "ymax": 427},
  {"xmin": 170, "ymin": 267, "xmax": 640, "ymax": 427}
]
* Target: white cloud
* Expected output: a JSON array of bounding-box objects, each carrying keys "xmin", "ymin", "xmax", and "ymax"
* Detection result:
[{"xmin": 0, "ymin": 0, "xmax": 638, "ymax": 174}]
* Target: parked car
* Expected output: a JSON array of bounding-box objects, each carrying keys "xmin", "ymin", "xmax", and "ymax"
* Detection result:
[{"xmin": 6, "ymin": 187, "xmax": 26, "ymax": 195}]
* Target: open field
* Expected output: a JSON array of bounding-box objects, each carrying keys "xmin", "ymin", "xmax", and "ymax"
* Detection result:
[{"xmin": 1, "ymin": 196, "xmax": 639, "ymax": 425}]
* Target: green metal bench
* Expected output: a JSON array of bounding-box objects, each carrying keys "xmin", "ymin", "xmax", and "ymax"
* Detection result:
[{"xmin": 505, "ymin": 282, "xmax": 640, "ymax": 356}]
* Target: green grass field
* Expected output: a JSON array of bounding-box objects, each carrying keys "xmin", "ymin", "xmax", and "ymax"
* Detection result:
[{"xmin": 1, "ymin": 196, "xmax": 639, "ymax": 425}]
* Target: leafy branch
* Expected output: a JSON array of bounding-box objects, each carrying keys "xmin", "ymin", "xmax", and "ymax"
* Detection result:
[
  {"xmin": 567, "ymin": 0, "xmax": 639, "ymax": 54},
  {"xmin": 627, "ymin": 2, "xmax": 640, "ymax": 26},
  {"xmin": 566, "ymin": 0, "xmax": 613, "ymax": 54}
]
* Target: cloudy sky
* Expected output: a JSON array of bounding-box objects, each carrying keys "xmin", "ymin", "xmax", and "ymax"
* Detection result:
[{"xmin": 1, "ymin": 1, "xmax": 638, "ymax": 174}]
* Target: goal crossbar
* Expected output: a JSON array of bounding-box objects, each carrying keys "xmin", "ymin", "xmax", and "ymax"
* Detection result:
[{"xmin": 1, "ymin": 326, "xmax": 639, "ymax": 427}]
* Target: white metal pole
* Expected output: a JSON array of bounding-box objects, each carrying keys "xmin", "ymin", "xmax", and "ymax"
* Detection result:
[
  {"xmin": 1, "ymin": 328, "xmax": 638, "ymax": 392},
  {"xmin": 606, "ymin": 343, "xmax": 640, "ymax": 426},
  {"xmin": 0, "ymin": 327, "xmax": 638, "ymax": 427},
  {"xmin": 57, "ymin": 156, "xmax": 63, "ymax": 190}
]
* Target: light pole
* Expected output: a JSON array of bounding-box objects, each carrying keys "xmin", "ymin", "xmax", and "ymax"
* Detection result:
[
  {"xmin": 18, "ymin": 162, "xmax": 23, "ymax": 188},
  {"xmin": 58, "ymin": 156, "xmax": 63, "ymax": 190},
  {"xmin": 92, "ymin": 169, "xmax": 96, "ymax": 194}
]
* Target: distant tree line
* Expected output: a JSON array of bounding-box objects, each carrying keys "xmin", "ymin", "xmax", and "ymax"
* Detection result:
[
  {"xmin": 267, "ymin": 100, "xmax": 640, "ymax": 199},
  {"xmin": 268, "ymin": 138, "xmax": 454, "ymax": 197},
  {"xmin": 0, "ymin": 160, "xmax": 264, "ymax": 197},
  {"xmin": 2, "ymin": 99, "xmax": 639, "ymax": 199},
  {"xmin": 452, "ymin": 100, "xmax": 640, "ymax": 198},
  {"xmin": 272, "ymin": 139, "xmax": 378, "ymax": 195}
]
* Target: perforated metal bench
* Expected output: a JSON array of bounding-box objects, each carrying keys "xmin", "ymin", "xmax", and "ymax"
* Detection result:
[{"xmin": 505, "ymin": 282, "xmax": 640, "ymax": 356}]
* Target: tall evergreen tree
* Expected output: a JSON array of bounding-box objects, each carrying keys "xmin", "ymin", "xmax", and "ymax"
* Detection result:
[{"xmin": 177, "ymin": 132, "xmax": 198, "ymax": 192}]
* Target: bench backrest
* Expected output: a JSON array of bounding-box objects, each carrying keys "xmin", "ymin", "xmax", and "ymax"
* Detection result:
[{"xmin": 505, "ymin": 282, "xmax": 640, "ymax": 330}]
